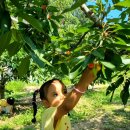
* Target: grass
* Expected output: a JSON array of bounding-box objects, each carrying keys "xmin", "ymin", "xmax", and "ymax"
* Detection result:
[{"xmin": 0, "ymin": 81, "xmax": 130, "ymax": 130}]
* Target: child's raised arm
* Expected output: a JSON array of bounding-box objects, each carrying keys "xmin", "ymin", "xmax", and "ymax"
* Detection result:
[{"xmin": 54, "ymin": 63, "xmax": 101, "ymax": 126}]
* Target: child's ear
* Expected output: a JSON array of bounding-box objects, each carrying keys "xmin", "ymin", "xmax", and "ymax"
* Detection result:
[{"xmin": 42, "ymin": 100, "xmax": 50, "ymax": 108}]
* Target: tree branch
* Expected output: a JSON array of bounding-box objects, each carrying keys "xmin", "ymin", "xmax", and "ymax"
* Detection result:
[
  {"xmin": 80, "ymin": 4, "xmax": 103, "ymax": 29},
  {"xmin": 69, "ymin": 4, "xmax": 103, "ymax": 52},
  {"xmin": 66, "ymin": 3, "xmax": 103, "ymax": 53},
  {"xmin": 70, "ymin": 31, "xmax": 88, "ymax": 51}
]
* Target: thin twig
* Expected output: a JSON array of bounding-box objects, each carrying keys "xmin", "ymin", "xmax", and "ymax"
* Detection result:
[
  {"xmin": 68, "ymin": 4, "xmax": 103, "ymax": 52},
  {"xmin": 70, "ymin": 31, "xmax": 88, "ymax": 51}
]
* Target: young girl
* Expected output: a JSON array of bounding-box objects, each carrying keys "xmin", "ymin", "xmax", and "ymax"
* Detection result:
[
  {"xmin": 0, "ymin": 97, "xmax": 15, "ymax": 114},
  {"xmin": 32, "ymin": 63, "xmax": 100, "ymax": 130}
]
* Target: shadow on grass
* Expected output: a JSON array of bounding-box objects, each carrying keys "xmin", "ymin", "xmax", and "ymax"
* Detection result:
[
  {"xmin": 112, "ymin": 107, "xmax": 130, "ymax": 120},
  {"xmin": 71, "ymin": 110, "xmax": 130, "ymax": 130},
  {"xmin": 71, "ymin": 89, "xmax": 130, "ymax": 130},
  {"xmin": 99, "ymin": 111, "xmax": 130, "ymax": 130}
]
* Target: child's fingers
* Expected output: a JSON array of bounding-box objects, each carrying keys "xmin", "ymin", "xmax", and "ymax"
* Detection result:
[
  {"xmin": 88, "ymin": 62, "xmax": 101, "ymax": 77},
  {"xmin": 88, "ymin": 63, "xmax": 101, "ymax": 70},
  {"xmin": 95, "ymin": 63, "xmax": 101, "ymax": 72}
]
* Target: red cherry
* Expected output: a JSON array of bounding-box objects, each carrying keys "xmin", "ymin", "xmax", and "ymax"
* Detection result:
[
  {"xmin": 88, "ymin": 63, "xmax": 94, "ymax": 69},
  {"xmin": 65, "ymin": 51, "xmax": 71, "ymax": 55},
  {"xmin": 41, "ymin": 5, "xmax": 47, "ymax": 10}
]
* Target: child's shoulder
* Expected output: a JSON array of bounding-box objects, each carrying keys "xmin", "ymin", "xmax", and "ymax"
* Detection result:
[
  {"xmin": 42, "ymin": 107, "xmax": 57, "ymax": 116},
  {"xmin": 41, "ymin": 107, "xmax": 57, "ymax": 129}
]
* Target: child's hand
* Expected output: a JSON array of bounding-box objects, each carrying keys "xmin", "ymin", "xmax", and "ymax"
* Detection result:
[
  {"xmin": 77, "ymin": 62, "xmax": 101, "ymax": 89},
  {"xmin": 88, "ymin": 62, "xmax": 101, "ymax": 77}
]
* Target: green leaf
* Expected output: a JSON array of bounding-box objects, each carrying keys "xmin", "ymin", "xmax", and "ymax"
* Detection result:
[
  {"xmin": 28, "ymin": 50, "xmax": 45, "ymax": 68},
  {"xmin": 7, "ymin": 42, "xmax": 22, "ymax": 56},
  {"xmin": 12, "ymin": 29, "xmax": 24, "ymax": 42},
  {"xmin": 92, "ymin": 48, "xmax": 104, "ymax": 60},
  {"xmin": 52, "ymin": 55, "xmax": 60, "ymax": 65},
  {"xmin": 100, "ymin": 61, "xmax": 116, "ymax": 70},
  {"xmin": 17, "ymin": 57, "xmax": 30, "ymax": 78},
  {"xmin": 115, "ymin": 37, "xmax": 127, "ymax": 45},
  {"xmin": 51, "ymin": 15, "xmax": 64, "ymax": 22},
  {"xmin": 61, "ymin": 63, "xmax": 69, "ymax": 75},
  {"xmin": 114, "ymin": 24, "xmax": 130, "ymax": 31},
  {"xmin": 122, "ymin": 58, "xmax": 130, "ymax": 65},
  {"xmin": 24, "ymin": 36, "xmax": 52, "ymax": 67},
  {"xmin": 0, "ymin": 11, "xmax": 11, "ymax": 33},
  {"xmin": 69, "ymin": 66, "xmax": 82, "ymax": 79},
  {"xmin": 104, "ymin": 68, "xmax": 113, "ymax": 81},
  {"xmin": 106, "ymin": 83, "xmax": 116, "ymax": 95},
  {"xmin": 106, "ymin": 75, "xmax": 124, "ymax": 96},
  {"xmin": 62, "ymin": 75, "xmax": 72, "ymax": 86},
  {"xmin": 50, "ymin": 20, "xmax": 59, "ymax": 36},
  {"xmin": 70, "ymin": 61, "xmax": 83, "ymax": 73},
  {"xmin": 24, "ymin": 36, "xmax": 37, "ymax": 51},
  {"xmin": 120, "ymin": 29, "xmax": 130, "ymax": 35},
  {"xmin": 113, "ymin": 44, "xmax": 130, "ymax": 49},
  {"xmin": 69, "ymin": 61, "xmax": 83, "ymax": 79},
  {"xmin": 112, "ymin": 0, "xmax": 120, "ymax": 4},
  {"xmin": 19, "ymin": 13, "xmax": 43, "ymax": 32},
  {"xmin": 115, "ymin": 0, "xmax": 130, "ymax": 7},
  {"xmin": 101, "ymin": 65, "xmax": 107, "ymax": 79},
  {"xmin": 111, "ymin": 54, "xmax": 122, "ymax": 67},
  {"xmin": 120, "ymin": 88, "xmax": 129, "ymax": 105},
  {"xmin": 62, "ymin": 0, "xmax": 87, "ymax": 14},
  {"xmin": 0, "ymin": 31, "xmax": 12, "ymax": 55},
  {"xmin": 71, "ymin": 56, "xmax": 85, "ymax": 64},
  {"xmin": 66, "ymin": 32, "xmax": 74, "ymax": 37},
  {"xmin": 77, "ymin": 27, "xmax": 89, "ymax": 33},
  {"xmin": 10, "ymin": 0, "xmax": 22, "ymax": 9},
  {"xmin": 107, "ymin": 18, "xmax": 120, "ymax": 23},
  {"xmin": 47, "ymin": 6, "xmax": 59, "ymax": 12},
  {"xmin": 115, "ymin": 75, "xmax": 124, "ymax": 87},
  {"xmin": 82, "ymin": 55, "xmax": 95, "ymax": 69}
]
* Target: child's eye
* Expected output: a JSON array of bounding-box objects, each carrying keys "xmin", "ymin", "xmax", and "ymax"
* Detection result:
[
  {"xmin": 63, "ymin": 89, "xmax": 67, "ymax": 94},
  {"xmin": 53, "ymin": 93, "xmax": 58, "ymax": 97}
]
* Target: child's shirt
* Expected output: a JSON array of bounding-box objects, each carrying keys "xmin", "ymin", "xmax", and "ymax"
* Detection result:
[
  {"xmin": 0, "ymin": 99, "xmax": 13, "ymax": 114},
  {"xmin": 0, "ymin": 99, "xmax": 8, "ymax": 107},
  {"xmin": 41, "ymin": 107, "xmax": 71, "ymax": 130}
]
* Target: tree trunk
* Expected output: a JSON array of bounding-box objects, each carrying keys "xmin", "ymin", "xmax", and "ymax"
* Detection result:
[
  {"xmin": 0, "ymin": 84, "xmax": 5, "ymax": 99},
  {"xmin": 0, "ymin": 75, "xmax": 8, "ymax": 99}
]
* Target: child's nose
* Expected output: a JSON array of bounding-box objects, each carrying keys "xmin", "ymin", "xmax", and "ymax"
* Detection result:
[{"xmin": 60, "ymin": 94, "xmax": 66, "ymax": 100}]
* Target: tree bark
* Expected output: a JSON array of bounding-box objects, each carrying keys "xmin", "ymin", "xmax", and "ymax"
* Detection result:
[
  {"xmin": 80, "ymin": 4, "xmax": 103, "ymax": 29},
  {"xmin": 0, "ymin": 84, "xmax": 5, "ymax": 99},
  {"xmin": 0, "ymin": 77, "xmax": 7, "ymax": 99}
]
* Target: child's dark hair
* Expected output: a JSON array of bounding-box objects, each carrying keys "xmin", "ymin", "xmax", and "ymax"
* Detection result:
[
  {"xmin": 31, "ymin": 78, "xmax": 64, "ymax": 123},
  {"xmin": 7, "ymin": 97, "xmax": 15, "ymax": 105}
]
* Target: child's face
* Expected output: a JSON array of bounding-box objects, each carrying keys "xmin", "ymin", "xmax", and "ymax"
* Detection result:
[{"xmin": 43, "ymin": 80, "xmax": 67, "ymax": 108}]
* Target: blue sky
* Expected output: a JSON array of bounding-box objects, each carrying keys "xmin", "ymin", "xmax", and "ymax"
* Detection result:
[{"xmin": 86, "ymin": 0, "xmax": 124, "ymax": 20}]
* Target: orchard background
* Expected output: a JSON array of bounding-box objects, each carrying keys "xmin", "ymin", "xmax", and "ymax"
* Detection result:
[{"xmin": 0, "ymin": 0, "xmax": 130, "ymax": 106}]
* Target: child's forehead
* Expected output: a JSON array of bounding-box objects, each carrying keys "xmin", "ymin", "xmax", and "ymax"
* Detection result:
[
  {"xmin": 49, "ymin": 80, "xmax": 65, "ymax": 89},
  {"xmin": 51, "ymin": 80, "xmax": 63, "ymax": 86}
]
